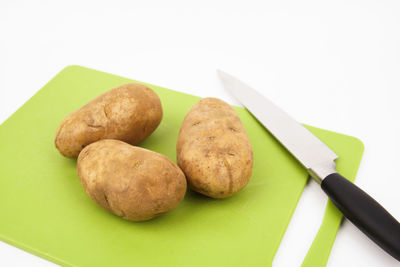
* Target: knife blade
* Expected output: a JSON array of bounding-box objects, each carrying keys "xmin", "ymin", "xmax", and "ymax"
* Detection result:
[{"xmin": 217, "ymin": 70, "xmax": 400, "ymax": 261}]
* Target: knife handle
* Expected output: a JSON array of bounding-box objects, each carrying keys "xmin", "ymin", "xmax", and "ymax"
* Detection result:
[{"xmin": 321, "ymin": 173, "xmax": 400, "ymax": 261}]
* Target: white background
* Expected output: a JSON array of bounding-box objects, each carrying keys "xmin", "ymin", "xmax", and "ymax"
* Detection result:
[{"xmin": 1, "ymin": 0, "xmax": 399, "ymax": 266}]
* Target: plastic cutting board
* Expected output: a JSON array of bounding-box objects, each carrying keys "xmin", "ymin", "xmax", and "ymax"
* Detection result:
[{"xmin": 0, "ymin": 66, "xmax": 364, "ymax": 266}]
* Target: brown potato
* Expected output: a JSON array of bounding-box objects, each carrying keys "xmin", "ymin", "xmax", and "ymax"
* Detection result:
[
  {"xmin": 177, "ymin": 97, "xmax": 253, "ymax": 198},
  {"xmin": 77, "ymin": 139, "xmax": 187, "ymax": 221},
  {"xmin": 55, "ymin": 83, "xmax": 162, "ymax": 158}
]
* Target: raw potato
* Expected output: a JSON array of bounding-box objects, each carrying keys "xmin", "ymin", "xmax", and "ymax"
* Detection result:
[
  {"xmin": 177, "ymin": 97, "xmax": 253, "ymax": 198},
  {"xmin": 55, "ymin": 83, "xmax": 162, "ymax": 158},
  {"xmin": 77, "ymin": 139, "xmax": 187, "ymax": 221}
]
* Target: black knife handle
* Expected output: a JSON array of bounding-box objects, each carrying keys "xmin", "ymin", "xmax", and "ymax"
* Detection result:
[{"xmin": 321, "ymin": 173, "xmax": 400, "ymax": 261}]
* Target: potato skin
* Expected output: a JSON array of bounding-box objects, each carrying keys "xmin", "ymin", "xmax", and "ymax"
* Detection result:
[
  {"xmin": 177, "ymin": 98, "xmax": 253, "ymax": 198},
  {"xmin": 55, "ymin": 83, "xmax": 162, "ymax": 158},
  {"xmin": 77, "ymin": 139, "xmax": 187, "ymax": 221}
]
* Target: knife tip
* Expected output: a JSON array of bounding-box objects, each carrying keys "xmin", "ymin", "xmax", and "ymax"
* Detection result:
[{"xmin": 216, "ymin": 69, "xmax": 230, "ymax": 81}]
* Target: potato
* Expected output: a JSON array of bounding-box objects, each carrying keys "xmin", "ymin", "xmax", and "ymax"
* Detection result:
[
  {"xmin": 55, "ymin": 83, "xmax": 162, "ymax": 158},
  {"xmin": 177, "ymin": 98, "xmax": 253, "ymax": 198},
  {"xmin": 77, "ymin": 139, "xmax": 187, "ymax": 221}
]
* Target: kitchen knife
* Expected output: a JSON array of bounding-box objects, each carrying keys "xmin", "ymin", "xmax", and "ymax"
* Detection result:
[{"xmin": 217, "ymin": 70, "xmax": 400, "ymax": 261}]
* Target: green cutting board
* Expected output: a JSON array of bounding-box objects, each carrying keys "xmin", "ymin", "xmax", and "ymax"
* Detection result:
[{"xmin": 0, "ymin": 66, "xmax": 363, "ymax": 266}]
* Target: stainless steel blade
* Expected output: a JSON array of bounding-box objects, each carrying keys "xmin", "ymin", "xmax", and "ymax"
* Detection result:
[{"xmin": 217, "ymin": 70, "xmax": 338, "ymax": 183}]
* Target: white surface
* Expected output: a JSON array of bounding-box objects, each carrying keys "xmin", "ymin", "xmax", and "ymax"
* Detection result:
[{"xmin": 0, "ymin": 0, "xmax": 399, "ymax": 266}]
